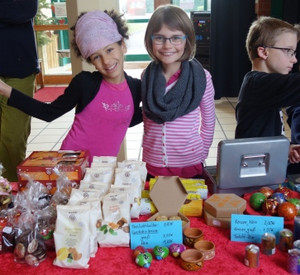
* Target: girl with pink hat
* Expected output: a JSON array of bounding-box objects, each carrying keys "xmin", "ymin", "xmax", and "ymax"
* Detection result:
[{"xmin": 0, "ymin": 10, "xmax": 142, "ymax": 164}]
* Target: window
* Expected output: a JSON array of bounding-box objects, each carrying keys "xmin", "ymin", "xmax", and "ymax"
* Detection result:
[{"xmin": 120, "ymin": 0, "xmax": 211, "ymax": 61}]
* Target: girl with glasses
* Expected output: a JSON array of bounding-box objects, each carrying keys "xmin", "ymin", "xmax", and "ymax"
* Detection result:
[{"xmin": 142, "ymin": 4, "xmax": 215, "ymax": 179}]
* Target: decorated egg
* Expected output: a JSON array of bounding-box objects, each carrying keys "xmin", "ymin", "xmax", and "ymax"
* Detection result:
[
  {"xmin": 278, "ymin": 202, "xmax": 297, "ymax": 221},
  {"xmin": 153, "ymin": 245, "xmax": 169, "ymax": 260},
  {"xmin": 259, "ymin": 186, "xmax": 274, "ymax": 198},
  {"xmin": 288, "ymin": 198, "xmax": 300, "ymax": 214},
  {"xmin": 250, "ymin": 192, "xmax": 266, "ymax": 211},
  {"xmin": 133, "ymin": 245, "xmax": 147, "ymax": 260},
  {"xmin": 262, "ymin": 198, "xmax": 279, "ymax": 216},
  {"xmin": 274, "ymin": 186, "xmax": 292, "ymax": 200},
  {"xmin": 271, "ymin": 192, "xmax": 286, "ymax": 204},
  {"xmin": 169, "ymin": 243, "xmax": 186, "ymax": 258},
  {"xmin": 135, "ymin": 252, "xmax": 152, "ymax": 268}
]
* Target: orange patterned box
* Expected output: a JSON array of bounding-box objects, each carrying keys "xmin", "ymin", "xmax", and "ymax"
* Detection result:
[
  {"xmin": 204, "ymin": 193, "xmax": 246, "ymax": 218},
  {"xmin": 17, "ymin": 150, "xmax": 89, "ymax": 191}
]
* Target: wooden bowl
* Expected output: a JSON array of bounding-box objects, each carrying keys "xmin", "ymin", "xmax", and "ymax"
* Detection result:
[
  {"xmin": 183, "ymin": 227, "xmax": 204, "ymax": 247},
  {"xmin": 194, "ymin": 240, "xmax": 215, "ymax": 260},
  {"xmin": 180, "ymin": 249, "xmax": 204, "ymax": 271}
]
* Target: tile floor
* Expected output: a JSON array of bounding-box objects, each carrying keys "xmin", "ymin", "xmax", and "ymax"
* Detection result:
[{"xmin": 27, "ymin": 67, "xmax": 291, "ymax": 168}]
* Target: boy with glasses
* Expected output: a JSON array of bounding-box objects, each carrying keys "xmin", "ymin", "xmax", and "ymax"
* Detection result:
[{"xmin": 235, "ymin": 16, "xmax": 300, "ymax": 168}]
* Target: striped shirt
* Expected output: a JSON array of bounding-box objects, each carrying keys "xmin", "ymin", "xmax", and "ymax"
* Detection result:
[{"xmin": 142, "ymin": 69, "xmax": 215, "ymax": 172}]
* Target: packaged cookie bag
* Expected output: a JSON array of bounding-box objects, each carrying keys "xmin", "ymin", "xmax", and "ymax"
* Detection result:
[
  {"xmin": 82, "ymin": 167, "xmax": 114, "ymax": 185},
  {"xmin": 114, "ymin": 167, "xmax": 143, "ymax": 218},
  {"xmin": 98, "ymin": 192, "xmax": 131, "ymax": 247},
  {"xmin": 67, "ymin": 198, "xmax": 102, "ymax": 257},
  {"xmin": 79, "ymin": 181, "xmax": 110, "ymax": 195},
  {"xmin": 53, "ymin": 204, "xmax": 90, "ymax": 269},
  {"xmin": 68, "ymin": 188, "xmax": 105, "ymax": 204},
  {"xmin": 91, "ymin": 156, "xmax": 117, "ymax": 168}
]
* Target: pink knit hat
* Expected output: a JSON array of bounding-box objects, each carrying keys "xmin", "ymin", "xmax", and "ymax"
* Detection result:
[{"xmin": 75, "ymin": 10, "xmax": 123, "ymax": 59}]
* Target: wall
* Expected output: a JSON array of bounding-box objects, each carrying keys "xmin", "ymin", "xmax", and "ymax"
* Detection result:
[{"xmin": 256, "ymin": 0, "xmax": 271, "ymax": 16}]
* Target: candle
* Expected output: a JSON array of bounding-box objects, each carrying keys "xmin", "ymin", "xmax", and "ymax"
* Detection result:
[
  {"xmin": 294, "ymin": 216, "xmax": 300, "ymax": 241},
  {"xmin": 288, "ymin": 249, "xmax": 300, "ymax": 274}
]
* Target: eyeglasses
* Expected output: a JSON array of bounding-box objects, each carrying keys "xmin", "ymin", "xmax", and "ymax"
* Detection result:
[
  {"xmin": 263, "ymin": 46, "xmax": 297, "ymax": 58},
  {"xmin": 151, "ymin": 35, "xmax": 187, "ymax": 45}
]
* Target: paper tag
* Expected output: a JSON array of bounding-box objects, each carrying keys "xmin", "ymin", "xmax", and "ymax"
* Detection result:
[
  {"xmin": 230, "ymin": 214, "xmax": 284, "ymax": 243},
  {"xmin": 130, "ymin": 220, "xmax": 182, "ymax": 249}
]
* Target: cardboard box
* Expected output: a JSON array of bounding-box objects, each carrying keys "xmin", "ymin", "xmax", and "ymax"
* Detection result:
[
  {"xmin": 17, "ymin": 150, "xmax": 89, "ymax": 191},
  {"xmin": 148, "ymin": 176, "xmax": 190, "ymax": 228},
  {"xmin": 203, "ymin": 210, "xmax": 231, "ymax": 229},
  {"xmin": 204, "ymin": 193, "xmax": 246, "ymax": 218}
]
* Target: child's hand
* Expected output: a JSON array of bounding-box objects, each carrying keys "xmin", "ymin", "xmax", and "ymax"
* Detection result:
[
  {"xmin": 0, "ymin": 79, "xmax": 12, "ymax": 98},
  {"xmin": 289, "ymin": 144, "xmax": 300, "ymax": 163}
]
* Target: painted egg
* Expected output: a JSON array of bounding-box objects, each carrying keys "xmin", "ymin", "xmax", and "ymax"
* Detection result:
[
  {"xmin": 153, "ymin": 245, "xmax": 169, "ymax": 260},
  {"xmin": 259, "ymin": 186, "xmax": 274, "ymax": 198},
  {"xmin": 250, "ymin": 192, "xmax": 266, "ymax": 211},
  {"xmin": 274, "ymin": 186, "xmax": 292, "ymax": 200},
  {"xmin": 262, "ymin": 198, "xmax": 279, "ymax": 216},
  {"xmin": 278, "ymin": 202, "xmax": 297, "ymax": 221},
  {"xmin": 288, "ymin": 198, "xmax": 300, "ymax": 214},
  {"xmin": 133, "ymin": 245, "xmax": 147, "ymax": 260},
  {"xmin": 135, "ymin": 252, "xmax": 152, "ymax": 268},
  {"xmin": 169, "ymin": 243, "xmax": 186, "ymax": 258},
  {"xmin": 271, "ymin": 192, "xmax": 286, "ymax": 204}
]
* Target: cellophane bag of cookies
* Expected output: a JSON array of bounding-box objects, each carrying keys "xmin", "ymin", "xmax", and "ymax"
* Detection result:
[
  {"xmin": 35, "ymin": 205, "xmax": 56, "ymax": 250},
  {"xmin": 53, "ymin": 204, "xmax": 90, "ymax": 269},
  {"xmin": 98, "ymin": 193, "xmax": 130, "ymax": 247},
  {"xmin": 13, "ymin": 209, "xmax": 47, "ymax": 267}
]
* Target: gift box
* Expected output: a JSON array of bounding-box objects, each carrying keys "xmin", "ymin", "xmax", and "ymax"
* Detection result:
[
  {"xmin": 17, "ymin": 150, "xmax": 89, "ymax": 191},
  {"xmin": 204, "ymin": 193, "xmax": 246, "ymax": 218},
  {"xmin": 203, "ymin": 209, "xmax": 231, "ymax": 229},
  {"xmin": 203, "ymin": 193, "xmax": 246, "ymax": 229},
  {"xmin": 148, "ymin": 176, "xmax": 190, "ymax": 229}
]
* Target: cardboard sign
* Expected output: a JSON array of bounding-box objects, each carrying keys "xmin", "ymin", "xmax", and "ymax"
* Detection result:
[
  {"xmin": 130, "ymin": 220, "xmax": 182, "ymax": 249},
  {"xmin": 230, "ymin": 214, "xmax": 284, "ymax": 243}
]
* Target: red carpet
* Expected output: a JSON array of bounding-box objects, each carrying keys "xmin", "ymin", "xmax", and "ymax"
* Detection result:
[
  {"xmin": 0, "ymin": 215, "xmax": 292, "ymax": 274},
  {"xmin": 34, "ymin": 86, "xmax": 66, "ymax": 102}
]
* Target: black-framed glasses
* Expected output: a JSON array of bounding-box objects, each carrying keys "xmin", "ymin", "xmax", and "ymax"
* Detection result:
[
  {"xmin": 263, "ymin": 46, "xmax": 297, "ymax": 58},
  {"xmin": 151, "ymin": 35, "xmax": 187, "ymax": 45}
]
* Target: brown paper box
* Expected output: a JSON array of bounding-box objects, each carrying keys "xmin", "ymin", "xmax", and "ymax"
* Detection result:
[
  {"xmin": 148, "ymin": 176, "xmax": 190, "ymax": 229},
  {"xmin": 204, "ymin": 193, "xmax": 246, "ymax": 218},
  {"xmin": 203, "ymin": 209, "xmax": 231, "ymax": 229}
]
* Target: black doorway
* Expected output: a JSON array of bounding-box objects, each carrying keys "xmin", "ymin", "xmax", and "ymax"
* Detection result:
[{"xmin": 210, "ymin": 0, "xmax": 256, "ymax": 99}]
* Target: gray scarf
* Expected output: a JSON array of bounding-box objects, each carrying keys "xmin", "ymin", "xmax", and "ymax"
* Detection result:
[{"xmin": 142, "ymin": 59, "xmax": 206, "ymax": 124}]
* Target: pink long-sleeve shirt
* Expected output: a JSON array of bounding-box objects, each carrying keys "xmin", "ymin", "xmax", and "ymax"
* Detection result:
[{"xmin": 142, "ymin": 69, "xmax": 215, "ymax": 177}]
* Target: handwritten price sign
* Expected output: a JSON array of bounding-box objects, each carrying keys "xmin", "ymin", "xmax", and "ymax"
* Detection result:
[
  {"xmin": 130, "ymin": 220, "xmax": 182, "ymax": 249},
  {"xmin": 230, "ymin": 214, "xmax": 284, "ymax": 243}
]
